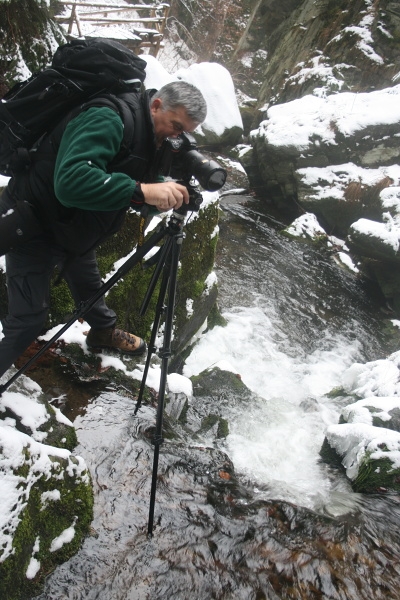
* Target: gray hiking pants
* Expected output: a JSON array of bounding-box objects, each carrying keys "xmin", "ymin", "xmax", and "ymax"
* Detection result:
[{"xmin": 0, "ymin": 192, "xmax": 116, "ymax": 379}]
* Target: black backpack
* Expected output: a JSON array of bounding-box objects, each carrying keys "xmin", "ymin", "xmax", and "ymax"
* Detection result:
[{"xmin": 0, "ymin": 37, "xmax": 147, "ymax": 177}]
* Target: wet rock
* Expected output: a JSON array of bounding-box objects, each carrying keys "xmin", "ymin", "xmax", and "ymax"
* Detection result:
[{"xmin": 30, "ymin": 390, "xmax": 400, "ymax": 600}]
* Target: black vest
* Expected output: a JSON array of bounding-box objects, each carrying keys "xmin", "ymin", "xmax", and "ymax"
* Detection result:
[{"xmin": 9, "ymin": 90, "xmax": 157, "ymax": 256}]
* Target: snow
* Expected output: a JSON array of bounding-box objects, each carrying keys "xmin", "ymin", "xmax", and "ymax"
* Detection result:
[
  {"xmin": 284, "ymin": 213, "xmax": 360, "ymax": 272},
  {"xmin": 322, "ymin": 352, "xmax": 400, "ymax": 478},
  {"xmin": 251, "ymin": 85, "xmax": 400, "ymax": 150},
  {"xmin": 350, "ymin": 216, "xmax": 400, "ymax": 253},
  {"xmin": 284, "ymin": 212, "xmax": 327, "ymax": 240},
  {"xmin": 341, "ymin": 351, "xmax": 400, "ymax": 398},
  {"xmin": 326, "ymin": 422, "xmax": 400, "ymax": 480},
  {"xmin": 49, "ymin": 518, "xmax": 77, "ymax": 552},
  {"xmin": 341, "ymin": 396, "xmax": 400, "ymax": 426},
  {"xmin": 167, "ymin": 373, "xmax": 193, "ymax": 398},
  {"xmin": 140, "ymin": 56, "xmax": 243, "ymax": 136},
  {"xmin": 297, "ymin": 163, "xmax": 400, "ymax": 202},
  {"xmin": 175, "ymin": 62, "xmax": 243, "ymax": 136}
]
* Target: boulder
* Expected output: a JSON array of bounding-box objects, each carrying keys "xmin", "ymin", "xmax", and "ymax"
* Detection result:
[
  {"xmin": 321, "ymin": 422, "xmax": 400, "ymax": 493},
  {"xmin": 320, "ymin": 351, "xmax": 400, "ymax": 493},
  {"xmin": 0, "ymin": 374, "xmax": 93, "ymax": 600},
  {"xmin": 250, "ymin": 86, "xmax": 400, "ymax": 213},
  {"xmin": 175, "ymin": 62, "xmax": 244, "ymax": 147}
]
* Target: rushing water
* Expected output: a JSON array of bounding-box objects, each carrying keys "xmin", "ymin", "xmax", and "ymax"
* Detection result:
[
  {"xmin": 184, "ymin": 194, "xmax": 388, "ymax": 515},
  {"xmin": 33, "ymin": 194, "xmax": 400, "ymax": 600}
]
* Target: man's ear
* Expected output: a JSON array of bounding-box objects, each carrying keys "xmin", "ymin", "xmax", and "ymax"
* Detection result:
[{"xmin": 150, "ymin": 98, "xmax": 163, "ymax": 113}]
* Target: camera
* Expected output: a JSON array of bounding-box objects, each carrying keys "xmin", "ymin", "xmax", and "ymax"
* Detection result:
[
  {"xmin": 157, "ymin": 133, "xmax": 227, "ymax": 213},
  {"xmin": 166, "ymin": 132, "xmax": 227, "ymax": 192}
]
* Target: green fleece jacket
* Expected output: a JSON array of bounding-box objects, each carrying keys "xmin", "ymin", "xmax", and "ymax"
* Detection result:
[{"xmin": 54, "ymin": 106, "xmax": 138, "ymax": 211}]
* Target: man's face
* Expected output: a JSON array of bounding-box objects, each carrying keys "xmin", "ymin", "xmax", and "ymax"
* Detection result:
[{"xmin": 150, "ymin": 98, "xmax": 198, "ymax": 147}]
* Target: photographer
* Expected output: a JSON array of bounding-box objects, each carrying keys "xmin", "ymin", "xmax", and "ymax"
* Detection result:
[{"xmin": 0, "ymin": 81, "xmax": 207, "ymax": 379}]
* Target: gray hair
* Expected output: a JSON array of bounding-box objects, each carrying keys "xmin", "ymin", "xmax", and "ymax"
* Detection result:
[{"xmin": 155, "ymin": 81, "xmax": 207, "ymax": 124}]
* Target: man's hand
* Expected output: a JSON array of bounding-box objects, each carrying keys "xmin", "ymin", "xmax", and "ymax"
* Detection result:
[{"xmin": 141, "ymin": 182, "xmax": 189, "ymax": 212}]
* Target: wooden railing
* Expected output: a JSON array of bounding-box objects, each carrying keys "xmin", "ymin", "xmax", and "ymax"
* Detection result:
[{"xmin": 55, "ymin": 1, "xmax": 170, "ymax": 56}]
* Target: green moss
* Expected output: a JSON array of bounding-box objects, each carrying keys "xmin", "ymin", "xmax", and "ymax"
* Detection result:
[
  {"xmin": 173, "ymin": 203, "xmax": 219, "ymax": 333},
  {"xmin": 38, "ymin": 403, "xmax": 77, "ymax": 451},
  {"xmin": 48, "ymin": 277, "xmax": 75, "ymax": 325},
  {"xmin": 325, "ymin": 387, "xmax": 346, "ymax": 399},
  {"xmin": 0, "ymin": 454, "xmax": 93, "ymax": 600},
  {"xmin": 353, "ymin": 452, "xmax": 400, "ymax": 493},
  {"xmin": 207, "ymin": 302, "xmax": 228, "ymax": 329},
  {"xmin": 200, "ymin": 414, "xmax": 229, "ymax": 438},
  {"xmin": 216, "ymin": 418, "xmax": 229, "ymax": 438},
  {"xmin": 177, "ymin": 398, "xmax": 190, "ymax": 425}
]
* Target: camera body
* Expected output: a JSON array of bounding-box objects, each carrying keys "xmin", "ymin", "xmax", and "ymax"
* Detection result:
[{"xmin": 157, "ymin": 133, "xmax": 227, "ymax": 213}]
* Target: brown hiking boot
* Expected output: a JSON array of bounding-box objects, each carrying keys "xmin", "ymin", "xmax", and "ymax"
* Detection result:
[{"xmin": 86, "ymin": 326, "xmax": 146, "ymax": 356}]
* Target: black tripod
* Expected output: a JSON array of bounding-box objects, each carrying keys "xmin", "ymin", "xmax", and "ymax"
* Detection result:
[
  {"xmin": 134, "ymin": 208, "xmax": 185, "ymax": 536},
  {"xmin": 0, "ymin": 207, "xmax": 189, "ymax": 536}
]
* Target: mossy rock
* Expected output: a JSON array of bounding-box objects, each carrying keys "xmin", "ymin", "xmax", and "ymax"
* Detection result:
[
  {"xmin": 353, "ymin": 452, "xmax": 400, "ymax": 493},
  {"xmin": 0, "ymin": 373, "xmax": 93, "ymax": 599},
  {"xmin": 321, "ymin": 429, "xmax": 400, "ymax": 493},
  {"xmin": 191, "ymin": 367, "xmax": 254, "ymax": 403},
  {"xmin": 0, "ymin": 381, "xmax": 77, "ymax": 450},
  {"xmin": 319, "ymin": 436, "xmax": 343, "ymax": 469},
  {"xmin": 199, "ymin": 413, "xmax": 229, "ymax": 438},
  {"xmin": 177, "ymin": 367, "xmax": 260, "ymax": 444},
  {"xmin": 0, "ymin": 437, "xmax": 93, "ymax": 600}
]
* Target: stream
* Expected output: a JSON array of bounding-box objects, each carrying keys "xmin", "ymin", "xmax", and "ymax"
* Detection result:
[{"xmin": 33, "ymin": 194, "xmax": 400, "ymax": 600}]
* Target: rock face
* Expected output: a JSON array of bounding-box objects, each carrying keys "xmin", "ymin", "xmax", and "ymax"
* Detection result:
[
  {"xmin": 255, "ymin": 0, "xmax": 400, "ymax": 111},
  {"xmin": 236, "ymin": 1, "xmax": 400, "ymax": 314},
  {"xmin": 247, "ymin": 85, "xmax": 400, "ymax": 312},
  {"xmin": 174, "ymin": 0, "xmax": 400, "ymax": 311}
]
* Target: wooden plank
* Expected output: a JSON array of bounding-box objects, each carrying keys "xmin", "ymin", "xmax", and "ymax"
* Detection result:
[
  {"xmin": 57, "ymin": 2, "xmax": 169, "ymax": 9},
  {"xmin": 76, "ymin": 17, "xmax": 165, "ymax": 23}
]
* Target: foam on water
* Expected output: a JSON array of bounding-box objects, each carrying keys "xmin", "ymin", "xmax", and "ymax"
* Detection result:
[{"xmin": 183, "ymin": 304, "xmax": 363, "ymax": 510}]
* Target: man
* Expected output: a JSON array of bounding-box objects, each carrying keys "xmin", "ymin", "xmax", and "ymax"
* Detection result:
[{"xmin": 0, "ymin": 81, "xmax": 207, "ymax": 378}]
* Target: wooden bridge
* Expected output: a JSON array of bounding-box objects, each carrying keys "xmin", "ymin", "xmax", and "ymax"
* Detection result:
[{"xmin": 55, "ymin": 1, "xmax": 170, "ymax": 57}]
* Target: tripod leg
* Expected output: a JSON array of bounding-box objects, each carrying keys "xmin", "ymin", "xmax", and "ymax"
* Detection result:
[
  {"xmin": 147, "ymin": 232, "xmax": 183, "ymax": 537},
  {"xmin": 135, "ymin": 237, "xmax": 174, "ymax": 413},
  {"xmin": 139, "ymin": 236, "xmax": 171, "ymax": 317}
]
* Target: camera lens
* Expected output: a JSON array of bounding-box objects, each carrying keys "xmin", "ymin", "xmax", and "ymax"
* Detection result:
[
  {"xmin": 201, "ymin": 166, "xmax": 227, "ymax": 191},
  {"xmin": 185, "ymin": 150, "xmax": 227, "ymax": 191}
]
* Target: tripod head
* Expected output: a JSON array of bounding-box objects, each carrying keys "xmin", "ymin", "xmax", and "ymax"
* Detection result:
[{"xmin": 174, "ymin": 179, "xmax": 204, "ymax": 217}]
